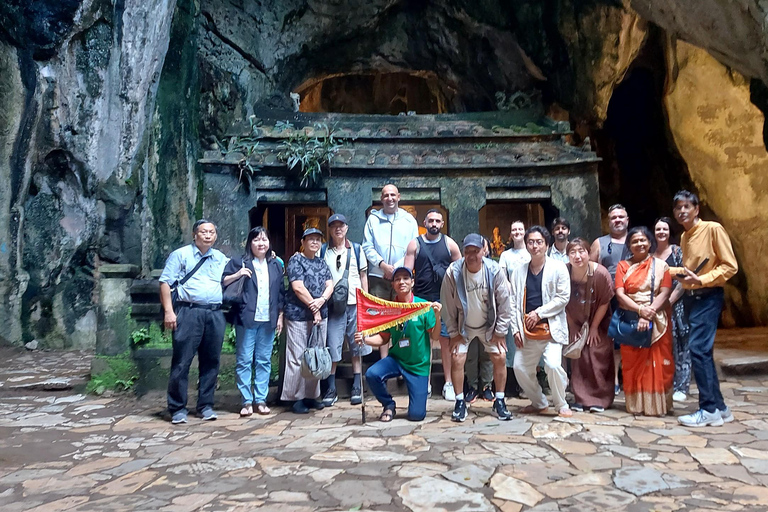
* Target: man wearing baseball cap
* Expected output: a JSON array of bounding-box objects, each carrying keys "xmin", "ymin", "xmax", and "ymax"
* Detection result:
[
  {"xmin": 319, "ymin": 213, "xmax": 371, "ymax": 406},
  {"xmin": 441, "ymin": 233, "xmax": 513, "ymax": 422},
  {"xmin": 356, "ymin": 266, "xmax": 442, "ymax": 422}
]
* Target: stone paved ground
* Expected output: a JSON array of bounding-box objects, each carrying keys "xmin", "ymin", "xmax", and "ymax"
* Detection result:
[{"xmin": 2, "ymin": 347, "xmax": 768, "ymax": 511}]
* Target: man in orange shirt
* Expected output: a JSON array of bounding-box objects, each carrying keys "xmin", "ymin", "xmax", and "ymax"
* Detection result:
[{"xmin": 669, "ymin": 190, "xmax": 738, "ymax": 427}]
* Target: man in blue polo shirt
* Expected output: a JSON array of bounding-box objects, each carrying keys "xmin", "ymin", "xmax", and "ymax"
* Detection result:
[{"xmin": 159, "ymin": 219, "xmax": 229, "ymax": 424}]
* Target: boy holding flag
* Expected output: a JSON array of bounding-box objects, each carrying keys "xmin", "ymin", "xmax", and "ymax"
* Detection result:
[{"xmin": 356, "ymin": 267, "xmax": 442, "ymax": 422}]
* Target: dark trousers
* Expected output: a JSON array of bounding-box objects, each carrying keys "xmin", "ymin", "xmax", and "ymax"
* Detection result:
[
  {"xmin": 167, "ymin": 306, "xmax": 226, "ymax": 414},
  {"xmin": 366, "ymin": 356, "xmax": 428, "ymax": 421},
  {"xmin": 684, "ymin": 287, "xmax": 726, "ymax": 413}
]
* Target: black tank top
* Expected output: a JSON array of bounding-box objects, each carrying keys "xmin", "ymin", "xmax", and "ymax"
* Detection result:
[{"xmin": 414, "ymin": 235, "xmax": 451, "ymax": 301}]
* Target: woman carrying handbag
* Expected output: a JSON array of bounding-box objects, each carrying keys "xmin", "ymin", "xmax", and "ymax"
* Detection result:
[
  {"xmin": 222, "ymin": 227, "xmax": 285, "ymax": 417},
  {"xmin": 613, "ymin": 226, "xmax": 674, "ymax": 416},
  {"xmin": 565, "ymin": 238, "xmax": 615, "ymax": 413}
]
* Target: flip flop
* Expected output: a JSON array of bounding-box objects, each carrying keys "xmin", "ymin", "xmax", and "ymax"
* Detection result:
[
  {"xmin": 558, "ymin": 406, "xmax": 573, "ymax": 418},
  {"xmin": 255, "ymin": 403, "xmax": 271, "ymax": 415},
  {"xmin": 519, "ymin": 405, "xmax": 548, "ymax": 414}
]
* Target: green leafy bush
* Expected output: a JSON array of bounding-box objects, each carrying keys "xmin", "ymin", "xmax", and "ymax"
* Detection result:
[
  {"xmin": 87, "ymin": 353, "xmax": 138, "ymax": 395},
  {"xmin": 130, "ymin": 323, "xmax": 171, "ymax": 349}
]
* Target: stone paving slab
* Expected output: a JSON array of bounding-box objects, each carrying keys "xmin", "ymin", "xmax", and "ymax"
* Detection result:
[{"xmin": 3, "ymin": 347, "xmax": 768, "ymax": 510}]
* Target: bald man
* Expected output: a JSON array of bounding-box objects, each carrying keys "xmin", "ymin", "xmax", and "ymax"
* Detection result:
[{"xmin": 362, "ymin": 184, "xmax": 420, "ymax": 357}]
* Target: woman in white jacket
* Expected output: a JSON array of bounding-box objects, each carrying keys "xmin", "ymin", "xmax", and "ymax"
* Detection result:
[{"xmin": 509, "ymin": 226, "xmax": 572, "ymax": 418}]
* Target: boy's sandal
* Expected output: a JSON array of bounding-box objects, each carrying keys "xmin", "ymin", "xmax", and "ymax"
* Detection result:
[
  {"xmin": 256, "ymin": 403, "xmax": 271, "ymax": 415},
  {"xmin": 380, "ymin": 408, "xmax": 395, "ymax": 422}
]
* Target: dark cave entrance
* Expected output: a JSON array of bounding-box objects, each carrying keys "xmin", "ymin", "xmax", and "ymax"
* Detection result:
[{"xmin": 592, "ymin": 28, "xmax": 692, "ymax": 234}]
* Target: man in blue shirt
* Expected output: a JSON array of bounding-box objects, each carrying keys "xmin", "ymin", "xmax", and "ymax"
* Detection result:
[{"xmin": 159, "ymin": 219, "xmax": 229, "ymax": 424}]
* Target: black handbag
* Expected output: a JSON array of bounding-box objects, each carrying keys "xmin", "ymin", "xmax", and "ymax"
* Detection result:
[
  {"xmin": 330, "ymin": 248, "xmax": 351, "ymax": 315},
  {"xmin": 608, "ymin": 259, "xmax": 655, "ymax": 348},
  {"xmin": 222, "ymin": 260, "xmax": 247, "ymax": 306}
]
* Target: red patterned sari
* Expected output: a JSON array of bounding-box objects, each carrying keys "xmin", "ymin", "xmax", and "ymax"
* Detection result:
[{"xmin": 615, "ymin": 257, "xmax": 674, "ymax": 416}]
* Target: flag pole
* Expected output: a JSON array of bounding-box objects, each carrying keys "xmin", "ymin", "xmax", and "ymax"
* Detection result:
[{"xmin": 359, "ymin": 353, "xmax": 366, "ymax": 424}]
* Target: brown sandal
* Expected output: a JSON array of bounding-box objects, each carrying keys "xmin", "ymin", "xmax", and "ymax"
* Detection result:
[
  {"xmin": 519, "ymin": 405, "xmax": 548, "ymax": 414},
  {"xmin": 255, "ymin": 403, "xmax": 271, "ymax": 415},
  {"xmin": 379, "ymin": 408, "xmax": 395, "ymax": 422}
]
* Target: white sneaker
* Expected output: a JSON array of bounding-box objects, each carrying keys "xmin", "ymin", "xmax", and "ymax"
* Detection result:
[
  {"xmin": 678, "ymin": 409, "xmax": 723, "ymax": 427},
  {"xmin": 718, "ymin": 407, "xmax": 734, "ymax": 423},
  {"xmin": 442, "ymin": 382, "xmax": 456, "ymax": 401},
  {"xmin": 672, "ymin": 391, "xmax": 687, "ymax": 402},
  {"xmin": 427, "ymin": 384, "xmax": 432, "ymax": 396}
]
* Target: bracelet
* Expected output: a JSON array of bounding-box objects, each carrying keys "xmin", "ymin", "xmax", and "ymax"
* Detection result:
[{"xmin": 637, "ymin": 305, "xmax": 642, "ymax": 314}]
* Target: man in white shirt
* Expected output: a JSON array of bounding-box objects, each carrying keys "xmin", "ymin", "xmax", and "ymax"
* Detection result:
[
  {"xmin": 362, "ymin": 184, "xmax": 420, "ymax": 356},
  {"xmin": 547, "ymin": 217, "xmax": 570, "ymax": 264},
  {"xmin": 321, "ymin": 214, "xmax": 371, "ymax": 407},
  {"xmin": 441, "ymin": 234, "xmax": 513, "ymax": 422}
]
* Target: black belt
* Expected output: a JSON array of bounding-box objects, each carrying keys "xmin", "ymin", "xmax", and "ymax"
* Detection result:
[
  {"xmin": 684, "ymin": 287, "xmax": 721, "ymax": 297},
  {"xmin": 176, "ymin": 301, "xmax": 222, "ymax": 310}
]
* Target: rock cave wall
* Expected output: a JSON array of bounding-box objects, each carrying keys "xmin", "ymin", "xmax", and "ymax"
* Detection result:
[{"xmin": 0, "ymin": 0, "xmax": 767, "ymax": 347}]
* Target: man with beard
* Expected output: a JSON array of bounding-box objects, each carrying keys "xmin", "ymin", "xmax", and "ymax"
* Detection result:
[
  {"xmin": 404, "ymin": 209, "xmax": 461, "ymax": 400},
  {"xmin": 590, "ymin": 204, "xmax": 631, "ymax": 395},
  {"xmin": 548, "ymin": 217, "xmax": 571, "ymax": 264}
]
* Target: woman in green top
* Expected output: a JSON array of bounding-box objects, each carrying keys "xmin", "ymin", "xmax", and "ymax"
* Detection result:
[{"xmin": 356, "ymin": 267, "xmax": 442, "ymax": 422}]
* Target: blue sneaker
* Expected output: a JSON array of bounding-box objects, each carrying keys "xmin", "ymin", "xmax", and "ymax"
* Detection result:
[
  {"xmin": 171, "ymin": 410, "xmax": 188, "ymax": 424},
  {"xmin": 200, "ymin": 406, "xmax": 218, "ymax": 421},
  {"xmin": 452, "ymin": 399, "xmax": 468, "ymax": 422}
]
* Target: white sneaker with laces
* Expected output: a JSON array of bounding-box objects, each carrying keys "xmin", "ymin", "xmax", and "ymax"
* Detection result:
[
  {"xmin": 718, "ymin": 407, "xmax": 734, "ymax": 423},
  {"xmin": 678, "ymin": 409, "xmax": 723, "ymax": 427},
  {"xmin": 672, "ymin": 391, "xmax": 686, "ymax": 402},
  {"xmin": 443, "ymin": 382, "xmax": 456, "ymax": 401}
]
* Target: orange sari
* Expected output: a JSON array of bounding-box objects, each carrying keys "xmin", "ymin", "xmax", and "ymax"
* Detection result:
[{"xmin": 615, "ymin": 257, "xmax": 674, "ymax": 416}]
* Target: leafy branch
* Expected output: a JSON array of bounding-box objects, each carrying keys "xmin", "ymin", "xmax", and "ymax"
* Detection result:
[{"xmin": 277, "ymin": 122, "xmax": 343, "ymax": 187}]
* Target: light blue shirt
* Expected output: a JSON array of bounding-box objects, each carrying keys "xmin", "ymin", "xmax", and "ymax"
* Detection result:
[
  {"xmin": 548, "ymin": 244, "xmax": 570, "ymax": 264},
  {"xmin": 159, "ymin": 243, "xmax": 229, "ymax": 305}
]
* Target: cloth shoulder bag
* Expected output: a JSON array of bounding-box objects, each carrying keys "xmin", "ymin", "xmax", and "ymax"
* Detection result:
[
  {"xmin": 417, "ymin": 236, "xmax": 447, "ymax": 284},
  {"xmin": 300, "ymin": 324, "xmax": 332, "ymax": 380},
  {"xmin": 329, "ymin": 248, "xmax": 351, "ymax": 315},
  {"xmin": 608, "ymin": 259, "xmax": 655, "ymax": 348},
  {"xmin": 171, "ymin": 254, "xmax": 210, "ymax": 309},
  {"xmin": 563, "ymin": 263, "xmax": 594, "ymax": 359},
  {"xmin": 222, "ymin": 259, "xmax": 247, "ymax": 306},
  {"xmin": 522, "ymin": 288, "xmax": 551, "ymax": 340}
]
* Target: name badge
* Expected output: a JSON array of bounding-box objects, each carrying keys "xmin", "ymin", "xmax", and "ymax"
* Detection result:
[{"xmin": 399, "ymin": 338, "xmax": 410, "ymax": 348}]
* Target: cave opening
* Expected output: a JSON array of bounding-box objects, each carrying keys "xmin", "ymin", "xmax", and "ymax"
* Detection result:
[
  {"xmin": 593, "ymin": 28, "xmax": 692, "ymax": 233},
  {"xmin": 294, "ymin": 71, "xmax": 450, "ymax": 114}
]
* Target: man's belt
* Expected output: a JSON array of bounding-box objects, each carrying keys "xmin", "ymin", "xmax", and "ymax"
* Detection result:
[
  {"xmin": 684, "ymin": 287, "xmax": 721, "ymax": 297},
  {"xmin": 176, "ymin": 301, "xmax": 222, "ymax": 310}
]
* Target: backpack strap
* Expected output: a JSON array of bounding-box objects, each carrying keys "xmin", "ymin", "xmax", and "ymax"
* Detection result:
[{"xmin": 320, "ymin": 243, "xmax": 327, "ymax": 259}]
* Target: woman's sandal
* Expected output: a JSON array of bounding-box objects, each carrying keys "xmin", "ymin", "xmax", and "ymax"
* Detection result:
[
  {"xmin": 379, "ymin": 408, "xmax": 395, "ymax": 422},
  {"xmin": 240, "ymin": 405, "xmax": 253, "ymax": 417},
  {"xmin": 255, "ymin": 403, "xmax": 271, "ymax": 415},
  {"xmin": 558, "ymin": 406, "xmax": 573, "ymax": 418}
]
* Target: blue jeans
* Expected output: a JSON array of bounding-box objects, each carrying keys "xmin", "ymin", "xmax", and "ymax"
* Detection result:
[
  {"xmin": 365, "ymin": 356, "xmax": 428, "ymax": 421},
  {"xmin": 235, "ymin": 322, "xmax": 275, "ymax": 405},
  {"xmin": 684, "ymin": 288, "xmax": 726, "ymax": 413}
]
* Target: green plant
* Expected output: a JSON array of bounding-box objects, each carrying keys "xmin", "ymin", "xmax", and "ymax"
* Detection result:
[
  {"xmin": 130, "ymin": 323, "xmax": 171, "ymax": 349},
  {"xmin": 223, "ymin": 324, "xmax": 236, "ymax": 354},
  {"xmin": 276, "ymin": 122, "xmax": 344, "ymax": 186},
  {"xmin": 87, "ymin": 353, "xmax": 139, "ymax": 395}
]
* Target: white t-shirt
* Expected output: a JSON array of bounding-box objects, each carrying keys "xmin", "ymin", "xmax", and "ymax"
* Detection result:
[
  {"xmin": 253, "ymin": 258, "xmax": 270, "ymax": 322},
  {"xmin": 463, "ymin": 265, "xmax": 489, "ymax": 340},
  {"xmin": 499, "ymin": 247, "xmax": 531, "ymax": 280},
  {"xmin": 325, "ymin": 242, "xmax": 368, "ymax": 305}
]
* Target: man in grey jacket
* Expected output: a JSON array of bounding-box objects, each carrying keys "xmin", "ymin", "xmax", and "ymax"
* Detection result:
[
  {"xmin": 363, "ymin": 184, "xmax": 420, "ymax": 357},
  {"xmin": 441, "ymin": 233, "xmax": 513, "ymax": 422},
  {"xmin": 509, "ymin": 226, "xmax": 572, "ymax": 418}
]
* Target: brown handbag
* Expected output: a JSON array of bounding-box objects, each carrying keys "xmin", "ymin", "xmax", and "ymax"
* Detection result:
[{"xmin": 522, "ymin": 288, "xmax": 551, "ymax": 340}]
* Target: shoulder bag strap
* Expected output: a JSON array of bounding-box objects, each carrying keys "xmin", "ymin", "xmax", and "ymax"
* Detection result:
[
  {"xmin": 179, "ymin": 253, "xmax": 210, "ymax": 287},
  {"xmin": 343, "ymin": 246, "xmax": 351, "ymax": 279},
  {"xmin": 650, "ymin": 258, "xmax": 656, "ymax": 303},
  {"xmin": 417, "ymin": 236, "xmax": 440, "ymax": 272},
  {"xmin": 583, "ymin": 262, "xmax": 594, "ymax": 318}
]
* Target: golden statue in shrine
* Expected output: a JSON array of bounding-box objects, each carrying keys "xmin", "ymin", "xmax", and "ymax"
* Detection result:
[
  {"xmin": 490, "ymin": 226, "xmax": 505, "ymax": 257},
  {"xmin": 402, "ymin": 205, "xmax": 427, "ymax": 235}
]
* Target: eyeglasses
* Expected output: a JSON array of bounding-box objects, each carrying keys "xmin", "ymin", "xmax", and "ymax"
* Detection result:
[
  {"xmin": 336, "ymin": 254, "xmax": 342, "ymax": 270},
  {"xmin": 607, "ymin": 241, "xmax": 612, "ymax": 255},
  {"xmin": 526, "ymin": 239, "xmax": 545, "ymax": 246}
]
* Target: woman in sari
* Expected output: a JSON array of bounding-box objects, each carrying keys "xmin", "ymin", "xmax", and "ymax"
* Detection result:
[
  {"xmin": 565, "ymin": 238, "xmax": 615, "ymax": 412},
  {"xmin": 614, "ymin": 226, "xmax": 674, "ymax": 416}
]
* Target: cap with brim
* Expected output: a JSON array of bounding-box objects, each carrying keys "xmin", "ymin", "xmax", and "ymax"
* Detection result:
[
  {"xmin": 391, "ymin": 266, "xmax": 413, "ymax": 279},
  {"xmin": 462, "ymin": 233, "xmax": 484, "ymax": 249},
  {"xmin": 327, "ymin": 213, "xmax": 348, "ymax": 226},
  {"xmin": 302, "ymin": 227, "xmax": 323, "ymax": 239}
]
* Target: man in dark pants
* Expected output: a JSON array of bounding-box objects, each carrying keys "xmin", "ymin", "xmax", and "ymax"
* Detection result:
[
  {"xmin": 159, "ymin": 219, "xmax": 229, "ymax": 424},
  {"xmin": 669, "ymin": 191, "xmax": 738, "ymax": 427}
]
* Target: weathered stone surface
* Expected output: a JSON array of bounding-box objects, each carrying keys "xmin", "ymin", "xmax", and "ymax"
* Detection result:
[
  {"xmin": 399, "ymin": 476, "xmax": 494, "ymax": 512},
  {"xmin": 442, "ymin": 464, "xmax": 494, "ymax": 489},
  {"xmin": 490, "ymin": 473, "xmax": 545, "ymax": 507}
]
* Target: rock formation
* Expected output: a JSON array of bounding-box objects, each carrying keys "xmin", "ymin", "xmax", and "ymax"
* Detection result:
[{"xmin": 0, "ymin": 0, "xmax": 766, "ymax": 347}]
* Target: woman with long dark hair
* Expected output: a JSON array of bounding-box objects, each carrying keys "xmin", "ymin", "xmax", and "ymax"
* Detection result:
[
  {"xmin": 614, "ymin": 226, "xmax": 674, "ymax": 416},
  {"xmin": 653, "ymin": 217, "xmax": 690, "ymax": 402},
  {"xmin": 222, "ymin": 227, "xmax": 285, "ymax": 416}
]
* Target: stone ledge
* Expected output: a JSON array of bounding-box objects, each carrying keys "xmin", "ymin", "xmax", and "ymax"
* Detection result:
[{"xmin": 99, "ymin": 264, "xmax": 140, "ymax": 278}]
